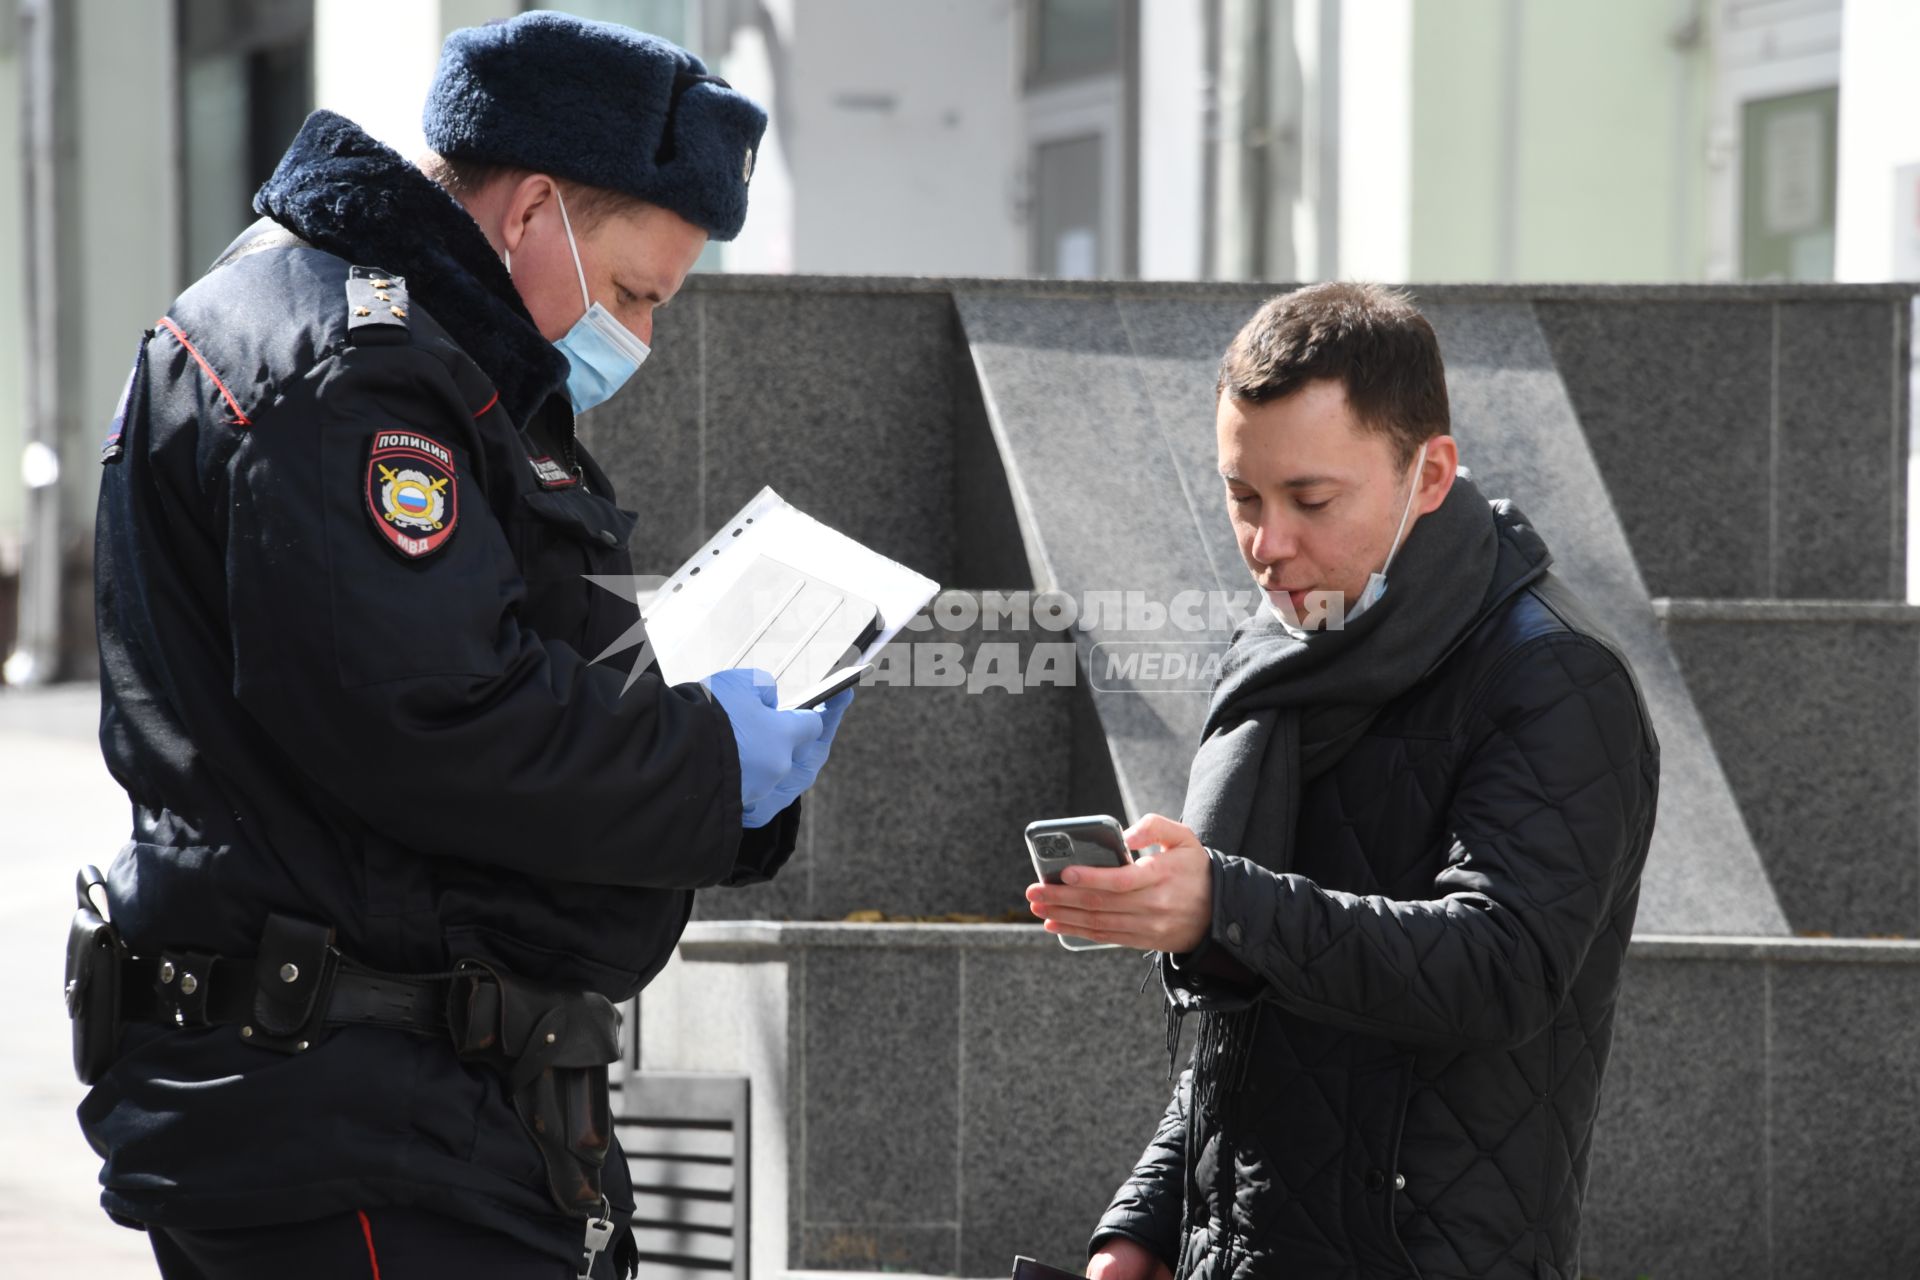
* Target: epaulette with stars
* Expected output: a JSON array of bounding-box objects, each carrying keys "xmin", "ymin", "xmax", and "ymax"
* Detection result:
[{"xmin": 346, "ymin": 267, "xmax": 411, "ymax": 346}]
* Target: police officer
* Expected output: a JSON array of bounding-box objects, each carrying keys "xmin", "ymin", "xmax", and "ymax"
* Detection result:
[{"xmin": 80, "ymin": 14, "xmax": 841, "ymax": 1278}]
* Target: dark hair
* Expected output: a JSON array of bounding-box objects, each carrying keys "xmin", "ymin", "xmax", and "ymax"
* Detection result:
[
  {"xmin": 1216, "ymin": 282, "xmax": 1450, "ymax": 467},
  {"xmin": 418, "ymin": 150, "xmax": 654, "ymax": 233}
]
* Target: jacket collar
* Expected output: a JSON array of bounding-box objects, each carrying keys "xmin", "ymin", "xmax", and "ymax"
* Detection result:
[
  {"xmin": 1412, "ymin": 494, "xmax": 1555, "ymax": 681},
  {"xmin": 253, "ymin": 109, "xmax": 569, "ymax": 428},
  {"xmin": 1483, "ymin": 496, "xmax": 1554, "ymax": 612}
]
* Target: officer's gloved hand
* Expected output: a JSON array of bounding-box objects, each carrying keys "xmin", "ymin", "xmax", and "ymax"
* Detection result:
[
  {"xmin": 700, "ymin": 669, "xmax": 829, "ymax": 828},
  {"xmin": 749, "ymin": 686, "xmax": 854, "ymax": 823}
]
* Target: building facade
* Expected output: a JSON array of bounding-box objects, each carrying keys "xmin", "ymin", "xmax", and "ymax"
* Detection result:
[{"xmin": 4, "ymin": 0, "xmax": 1919, "ymax": 679}]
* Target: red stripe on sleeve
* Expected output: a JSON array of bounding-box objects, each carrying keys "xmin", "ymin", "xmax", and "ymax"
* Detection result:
[{"xmin": 155, "ymin": 316, "xmax": 253, "ymax": 426}]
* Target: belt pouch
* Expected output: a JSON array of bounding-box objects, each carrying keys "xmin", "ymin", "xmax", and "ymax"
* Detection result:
[
  {"xmin": 65, "ymin": 866, "xmax": 122, "ymax": 1085},
  {"xmin": 249, "ymin": 913, "xmax": 338, "ymax": 1052}
]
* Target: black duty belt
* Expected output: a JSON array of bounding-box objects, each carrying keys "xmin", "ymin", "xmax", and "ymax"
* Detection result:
[
  {"xmin": 71, "ymin": 892, "xmax": 625, "ymax": 1256},
  {"xmin": 114, "ymin": 913, "xmax": 451, "ymax": 1054},
  {"xmin": 121, "ymin": 948, "xmax": 451, "ymax": 1052}
]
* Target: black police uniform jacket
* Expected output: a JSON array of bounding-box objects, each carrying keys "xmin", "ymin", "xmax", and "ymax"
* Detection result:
[
  {"xmin": 1094, "ymin": 515, "xmax": 1661, "ymax": 1280},
  {"xmin": 80, "ymin": 111, "xmax": 797, "ymax": 1262}
]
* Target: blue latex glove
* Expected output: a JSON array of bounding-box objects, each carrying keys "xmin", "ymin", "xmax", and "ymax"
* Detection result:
[
  {"xmin": 749, "ymin": 686, "xmax": 854, "ymax": 824},
  {"xmin": 701, "ymin": 669, "xmax": 831, "ymax": 828}
]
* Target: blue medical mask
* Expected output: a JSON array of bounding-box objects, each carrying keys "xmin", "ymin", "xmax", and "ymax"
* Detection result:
[{"xmin": 504, "ymin": 188, "xmax": 651, "ymax": 414}]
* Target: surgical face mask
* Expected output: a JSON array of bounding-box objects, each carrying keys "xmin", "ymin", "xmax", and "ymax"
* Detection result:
[
  {"xmin": 1260, "ymin": 440, "xmax": 1429, "ymax": 632},
  {"xmin": 1348, "ymin": 440, "xmax": 1429, "ymax": 621},
  {"xmin": 504, "ymin": 188, "xmax": 652, "ymax": 414}
]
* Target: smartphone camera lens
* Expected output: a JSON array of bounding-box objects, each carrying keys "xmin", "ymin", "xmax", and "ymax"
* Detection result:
[{"xmin": 1035, "ymin": 832, "xmax": 1074, "ymax": 860}]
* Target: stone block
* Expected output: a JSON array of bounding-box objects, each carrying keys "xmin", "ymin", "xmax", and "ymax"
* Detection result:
[
  {"xmin": 1659, "ymin": 606, "xmax": 1920, "ymax": 936},
  {"xmin": 955, "ymin": 943, "xmax": 1172, "ymax": 1276},
  {"xmin": 702, "ymin": 290, "xmax": 960, "ymax": 586},
  {"xmin": 797, "ymin": 1225, "xmax": 957, "ymax": 1274},
  {"xmin": 696, "ymin": 592, "xmax": 1078, "ymax": 923},
  {"xmin": 697, "ymin": 801, "xmax": 822, "ymax": 924},
  {"xmin": 1536, "ymin": 301, "xmax": 1773, "ymax": 599},
  {"xmin": 588, "ymin": 285, "xmax": 965, "ymax": 585},
  {"xmin": 956, "ymin": 293, "xmax": 1257, "ymax": 819},
  {"xmin": 1768, "ymin": 956, "xmax": 1920, "ymax": 1278},
  {"xmin": 800, "ymin": 662, "xmax": 1067, "ymax": 921},
  {"xmin": 1067, "ymin": 678, "xmax": 1128, "ymax": 819},
  {"xmin": 951, "ymin": 337, "xmax": 1036, "ymax": 592},
  {"xmin": 1107, "ymin": 295, "xmax": 1265, "ymax": 595},
  {"xmin": 1580, "ymin": 951, "xmax": 1769, "ymax": 1279},
  {"xmin": 798, "ymin": 946, "xmax": 961, "ymax": 1265},
  {"xmin": 1775, "ymin": 300, "xmax": 1907, "ymax": 600}
]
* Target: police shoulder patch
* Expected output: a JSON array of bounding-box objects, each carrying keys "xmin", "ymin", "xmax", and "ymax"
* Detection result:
[{"xmin": 366, "ymin": 430, "xmax": 458, "ymax": 559}]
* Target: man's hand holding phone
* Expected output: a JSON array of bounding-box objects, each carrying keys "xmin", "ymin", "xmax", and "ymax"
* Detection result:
[{"xmin": 1025, "ymin": 813, "xmax": 1213, "ymax": 954}]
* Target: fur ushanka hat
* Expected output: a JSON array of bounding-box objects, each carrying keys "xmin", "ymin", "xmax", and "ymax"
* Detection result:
[{"xmin": 424, "ymin": 11, "xmax": 767, "ymax": 240}]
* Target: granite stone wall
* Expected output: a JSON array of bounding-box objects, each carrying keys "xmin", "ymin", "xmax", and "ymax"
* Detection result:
[
  {"xmin": 582, "ymin": 276, "xmax": 1920, "ymax": 939},
  {"xmin": 608, "ymin": 277, "xmax": 1920, "ymax": 1275},
  {"xmin": 1581, "ymin": 938, "xmax": 1920, "ymax": 1279},
  {"xmin": 1537, "ymin": 295, "xmax": 1910, "ymax": 602},
  {"xmin": 643, "ymin": 927, "xmax": 1920, "ymax": 1280},
  {"xmin": 955, "ymin": 286, "xmax": 1789, "ymax": 934}
]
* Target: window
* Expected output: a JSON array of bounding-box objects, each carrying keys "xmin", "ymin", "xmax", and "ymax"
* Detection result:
[
  {"xmin": 177, "ymin": 0, "xmax": 314, "ymax": 278},
  {"xmin": 1029, "ymin": 0, "xmax": 1119, "ymax": 85},
  {"xmin": 530, "ymin": 2, "xmax": 696, "ymax": 51},
  {"xmin": 1032, "ymin": 134, "xmax": 1102, "ymax": 277},
  {"xmin": 1739, "ymin": 86, "xmax": 1838, "ymax": 283}
]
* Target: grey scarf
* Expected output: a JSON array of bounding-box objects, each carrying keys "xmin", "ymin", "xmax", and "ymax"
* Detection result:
[{"xmin": 1170, "ymin": 471, "xmax": 1542, "ymax": 1110}]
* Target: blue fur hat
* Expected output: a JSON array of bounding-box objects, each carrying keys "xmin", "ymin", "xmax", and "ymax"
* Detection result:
[{"xmin": 423, "ymin": 12, "xmax": 766, "ymax": 241}]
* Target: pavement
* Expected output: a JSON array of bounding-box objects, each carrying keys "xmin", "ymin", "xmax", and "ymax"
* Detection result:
[{"xmin": 0, "ymin": 683, "xmax": 156, "ymax": 1276}]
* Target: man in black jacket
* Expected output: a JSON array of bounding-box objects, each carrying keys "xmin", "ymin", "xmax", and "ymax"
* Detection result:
[
  {"xmin": 1028, "ymin": 284, "xmax": 1659, "ymax": 1280},
  {"xmin": 80, "ymin": 14, "xmax": 844, "ymax": 1279}
]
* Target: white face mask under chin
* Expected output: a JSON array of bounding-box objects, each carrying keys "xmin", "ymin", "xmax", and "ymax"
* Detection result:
[{"xmin": 1263, "ymin": 440, "xmax": 1429, "ymax": 631}]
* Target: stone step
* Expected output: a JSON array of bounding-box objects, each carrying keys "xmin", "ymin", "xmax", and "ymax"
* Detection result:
[
  {"xmin": 1654, "ymin": 598, "xmax": 1920, "ymax": 937},
  {"xmin": 642, "ymin": 923, "xmax": 1920, "ymax": 1279}
]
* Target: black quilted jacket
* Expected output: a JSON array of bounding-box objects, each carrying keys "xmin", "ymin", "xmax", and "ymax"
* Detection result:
[{"xmin": 1093, "ymin": 548, "xmax": 1660, "ymax": 1280}]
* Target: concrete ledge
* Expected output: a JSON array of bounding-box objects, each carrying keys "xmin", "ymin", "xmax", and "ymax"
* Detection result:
[
  {"xmin": 680, "ymin": 921, "xmax": 1920, "ymax": 960},
  {"xmin": 1629, "ymin": 934, "xmax": 1920, "ymax": 960},
  {"xmin": 1653, "ymin": 598, "xmax": 1920, "ymax": 623},
  {"xmin": 681, "ymin": 920, "xmax": 1054, "ymax": 953},
  {"xmin": 677, "ymin": 273, "xmax": 1920, "ymax": 303}
]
